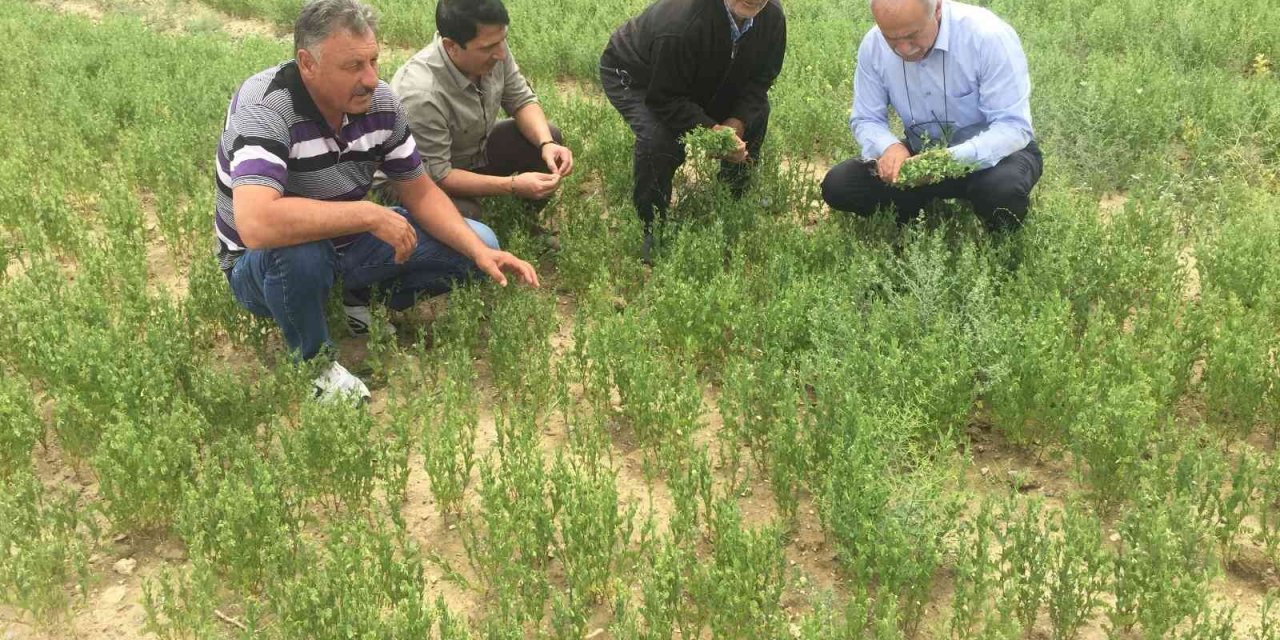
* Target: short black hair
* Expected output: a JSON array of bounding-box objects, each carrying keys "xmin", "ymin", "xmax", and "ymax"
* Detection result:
[{"xmin": 436, "ymin": 0, "xmax": 509, "ymax": 48}]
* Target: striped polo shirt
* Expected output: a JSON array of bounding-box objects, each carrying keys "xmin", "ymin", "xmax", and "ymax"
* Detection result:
[{"xmin": 214, "ymin": 61, "xmax": 425, "ymax": 271}]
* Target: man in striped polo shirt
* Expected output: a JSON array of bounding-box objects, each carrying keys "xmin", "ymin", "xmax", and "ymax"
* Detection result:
[{"xmin": 216, "ymin": 0, "xmax": 539, "ymax": 401}]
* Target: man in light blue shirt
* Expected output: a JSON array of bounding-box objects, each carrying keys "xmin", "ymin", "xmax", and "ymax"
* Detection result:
[{"xmin": 822, "ymin": 0, "xmax": 1043, "ymax": 232}]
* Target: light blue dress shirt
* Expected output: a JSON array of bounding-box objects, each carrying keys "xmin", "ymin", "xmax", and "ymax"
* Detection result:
[{"xmin": 850, "ymin": 1, "xmax": 1033, "ymax": 169}]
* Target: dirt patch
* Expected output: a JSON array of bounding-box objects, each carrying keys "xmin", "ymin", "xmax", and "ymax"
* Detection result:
[
  {"xmin": 552, "ymin": 77, "xmax": 606, "ymax": 103},
  {"xmin": 139, "ymin": 191, "xmax": 189, "ymax": 299},
  {"xmin": 1097, "ymin": 191, "xmax": 1129, "ymax": 225},
  {"xmin": 1178, "ymin": 244, "xmax": 1201, "ymax": 302}
]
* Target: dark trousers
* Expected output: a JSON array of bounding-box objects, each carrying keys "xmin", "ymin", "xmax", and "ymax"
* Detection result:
[
  {"xmin": 821, "ymin": 141, "xmax": 1043, "ymax": 232},
  {"xmin": 600, "ymin": 61, "xmax": 769, "ymax": 226},
  {"xmin": 227, "ymin": 208, "xmax": 497, "ymax": 360},
  {"xmin": 473, "ymin": 118, "xmax": 564, "ymax": 178},
  {"xmin": 377, "ymin": 119, "xmax": 563, "ymax": 218}
]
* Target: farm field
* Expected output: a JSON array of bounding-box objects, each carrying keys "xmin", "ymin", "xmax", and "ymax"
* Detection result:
[{"xmin": 2, "ymin": 0, "xmax": 1280, "ymax": 637}]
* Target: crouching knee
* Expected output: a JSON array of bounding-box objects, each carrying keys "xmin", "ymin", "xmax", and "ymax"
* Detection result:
[{"xmin": 466, "ymin": 219, "xmax": 501, "ymax": 250}]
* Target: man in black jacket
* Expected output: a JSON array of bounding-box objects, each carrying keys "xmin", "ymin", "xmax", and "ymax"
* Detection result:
[{"xmin": 600, "ymin": 0, "xmax": 786, "ymax": 258}]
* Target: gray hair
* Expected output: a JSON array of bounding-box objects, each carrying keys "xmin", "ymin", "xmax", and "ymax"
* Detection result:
[
  {"xmin": 294, "ymin": 0, "xmax": 379, "ymax": 59},
  {"xmin": 869, "ymin": 0, "xmax": 939, "ymax": 12}
]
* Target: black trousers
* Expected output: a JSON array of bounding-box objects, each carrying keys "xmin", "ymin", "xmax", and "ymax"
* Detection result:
[
  {"xmin": 376, "ymin": 119, "xmax": 563, "ymax": 218},
  {"xmin": 474, "ymin": 118, "xmax": 564, "ymax": 177},
  {"xmin": 600, "ymin": 60, "xmax": 769, "ymax": 226},
  {"xmin": 821, "ymin": 141, "xmax": 1043, "ymax": 232}
]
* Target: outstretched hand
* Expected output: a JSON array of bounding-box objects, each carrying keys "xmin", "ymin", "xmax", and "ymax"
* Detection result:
[{"xmin": 473, "ymin": 248, "xmax": 540, "ymax": 288}]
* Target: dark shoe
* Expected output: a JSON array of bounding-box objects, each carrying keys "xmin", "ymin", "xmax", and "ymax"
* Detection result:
[{"xmin": 641, "ymin": 230, "xmax": 654, "ymax": 265}]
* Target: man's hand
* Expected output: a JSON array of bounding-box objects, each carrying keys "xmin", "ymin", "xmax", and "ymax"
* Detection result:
[
  {"xmin": 875, "ymin": 143, "xmax": 911, "ymax": 184},
  {"xmin": 541, "ymin": 142, "xmax": 575, "ymax": 177},
  {"xmin": 713, "ymin": 124, "xmax": 749, "ymax": 164},
  {"xmin": 473, "ymin": 248, "xmax": 541, "ymax": 288},
  {"xmin": 367, "ymin": 203, "xmax": 418, "ymax": 264},
  {"xmin": 512, "ymin": 172, "xmax": 562, "ymax": 200}
]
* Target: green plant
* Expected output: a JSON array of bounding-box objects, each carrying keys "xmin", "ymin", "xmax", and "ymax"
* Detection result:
[
  {"xmin": 1046, "ymin": 503, "xmax": 1110, "ymax": 640},
  {"xmin": 141, "ymin": 557, "xmax": 220, "ymax": 640},
  {"xmin": 550, "ymin": 452, "xmax": 637, "ymax": 606},
  {"xmin": 279, "ymin": 395, "xmax": 385, "ymax": 512},
  {"xmin": 0, "ymin": 372, "xmax": 40, "ymax": 478},
  {"xmin": 269, "ymin": 516, "xmax": 434, "ymax": 638},
  {"xmin": 682, "ymin": 125, "xmax": 740, "ymax": 159},
  {"xmin": 996, "ymin": 496, "xmax": 1051, "ymax": 633},
  {"xmin": 1109, "ymin": 491, "xmax": 1217, "ymax": 638},
  {"xmin": 175, "ymin": 435, "xmax": 300, "ymax": 591},
  {"xmin": 0, "ymin": 470, "xmax": 98, "ymax": 627},
  {"xmin": 419, "ymin": 343, "xmax": 478, "ymax": 516},
  {"xmin": 690, "ymin": 500, "xmax": 788, "ymax": 638},
  {"xmin": 894, "ymin": 148, "xmax": 978, "ymax": 188}
]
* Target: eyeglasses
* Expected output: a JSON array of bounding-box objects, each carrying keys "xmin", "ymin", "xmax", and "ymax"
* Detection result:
[
  {"xmin": 905, "ymin": 119, "xmax": 960, "ymax": 153},
  {"xmin": 900, "ymin": 50, "xmax": 956, "ymax": 152}
]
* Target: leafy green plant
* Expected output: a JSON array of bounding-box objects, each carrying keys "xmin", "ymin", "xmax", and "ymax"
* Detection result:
[
  {"xmin": 894, "ymin": 148, "xmax": 978, "ymax": 188},
  {"xmin": 141, "ymin": 557, "xmax": 221, "ymax": 640},
  {"xmin": 1046, "ymin": 502, "xmax": 1110, "ymax": 640},
  {"xmin": 175, "ymin": 435, "xmax": 301, "ymax": 591},
  {"xmin": 0, "ymin": 372, "xmax": 40, "ymax": 478},
  {"xmin": 819, "ymin": 407, "xmax": 963, "ymax": 634},
  {"xmin": 682, "ymin": 126, "xmax": 740, "ymax": 159},
  {"xmin": 418, "ymin": 343, "xmax": 478, "ymax": 517},
  {"xmin": 270, "ymin": 516, "xmax": 434, "ymax": 638},
  {"xmin": 550, "ymin": 452, "xmax": 637, "ymax": 606},
  {"xmin": 94, "ymin": 403, "xmax": 205, "ymax": 530},
  {"xmin": 689, "ymin": 500, "xmax": 788, "ymax": 638},
  {"xmin": 1109, "ymin": 491, "xmax": 1217, "ymax": 638},
  {"xmin": 996, "ymin": 496, "xmax": 1051, "ymax": 633},
  {"xmin": 949, "ymin": 498, "xmax": 1000, "ymax": 639},
  {"xmin": 279, "ymin": 395, "xmax": 385, "ymax": 512},
  {"xmin": 0, "ymin": 470, "xmax": 98, "ymax": 627},
  {"xmin": 463, "ymin": 411, "xmax": 557, "ymax": 629}
]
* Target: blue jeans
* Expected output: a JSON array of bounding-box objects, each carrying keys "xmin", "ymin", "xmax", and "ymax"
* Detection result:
[{"xmin": 227, "ymin": 207, "xmax": 499, "ymax": 360}]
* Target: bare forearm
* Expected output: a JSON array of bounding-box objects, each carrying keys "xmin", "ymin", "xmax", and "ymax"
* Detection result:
[
  {"xmin": 513, "ymin": 103, "xmax": 553, "ymax": 146},
  {"xmin": 437, "ymin": 167, "xmax": 514, "ymax": 199},
  {"xmin": 235, "ymin": 195, "xmax": 374, "ymax": 249},
  {"xmin": 394, "ymin": 176, "xmax": 489, "ymax": 260}
]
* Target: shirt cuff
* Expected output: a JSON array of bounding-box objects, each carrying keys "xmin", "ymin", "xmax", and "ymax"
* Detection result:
[
  {"xmin": 426, "ymin": 160, "xmax": 452, "ymax": 183},
  {"xmin": 504, "ymin": 94, "xmax": 539, "ymax": 116},
  {"xmin": 947, "ymin": 141, "xmax": 981, "ymax": 166},
  {"xmin": 858, "ymin": 128, "xmax": 902, "ymax": 162}
]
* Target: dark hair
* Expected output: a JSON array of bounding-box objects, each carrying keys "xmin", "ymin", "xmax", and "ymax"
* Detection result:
[{"xmin": 436, "ymin": 0, "xmax": 509, "ymax": 48}]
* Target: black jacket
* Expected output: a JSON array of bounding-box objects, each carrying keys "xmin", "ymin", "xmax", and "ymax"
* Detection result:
[{"xmin": 602, "ymin": 0, "xmax": 786, "ymax": 133}]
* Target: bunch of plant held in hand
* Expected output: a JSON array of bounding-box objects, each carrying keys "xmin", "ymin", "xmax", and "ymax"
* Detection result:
[
  {"xmin": 682, "ymin": 125, "xmax": 740, "ymax": 159},
  {"xmin": 894, "ymin": 148, "xmax": 978, "ymax": 188}
]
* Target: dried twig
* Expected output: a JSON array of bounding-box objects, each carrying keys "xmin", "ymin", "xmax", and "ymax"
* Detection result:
[{"xmin": 214, "ymin": 609, "xmax": 247, "ymax": 632}]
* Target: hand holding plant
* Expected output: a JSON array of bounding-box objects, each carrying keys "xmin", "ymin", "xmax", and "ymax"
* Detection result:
[
  {"xmin": 683, "ymin": 125, "xmax": 745, "ymax": 162},
  {"xmin": 893, "ymin": 148, "xmax": 978, "ymax": 188}
]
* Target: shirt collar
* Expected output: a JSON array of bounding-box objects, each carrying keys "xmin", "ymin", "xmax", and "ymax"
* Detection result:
[
  {"xmin": 932, "ymin": 1, "xmax": 953, "ymax": 53},
  {"xmin": 281, "ymin": 60, "xmax": 350, "ymax": 134},
  {"xmin": 427, "ymin": 33, "xmax": 478, "ymax": 91},
  {"xmin": 281, "ymin": 61, "xmax": 323, "ymax": 122},
  {"xmin": 724, "ymin": 2, "xmax": 754, "ymax": 42}
]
